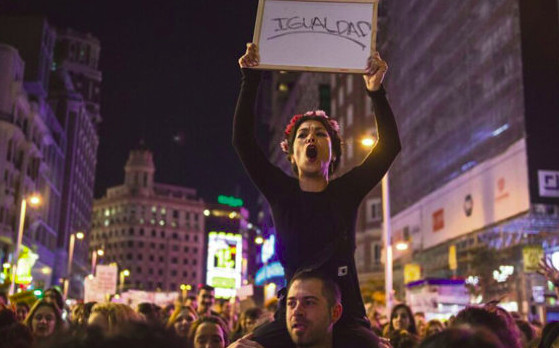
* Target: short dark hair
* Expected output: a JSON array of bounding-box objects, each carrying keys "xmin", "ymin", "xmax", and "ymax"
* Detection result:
[
  {"xmin": 197, "ymin": 284, "xmax": 215, "ymax": 293},
  {"xmin": 288, "ymin": 269, "xmax": 341, "ymax": 308},
  {"xmin": 453, "ymin": 306, "xmax": 521, "ymax": 348},
  {"xmin": 419, "ymin": 328, "xmax": 504, "ymax": 348}
]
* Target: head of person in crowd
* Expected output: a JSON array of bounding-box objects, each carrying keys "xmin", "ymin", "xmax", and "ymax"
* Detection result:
[
  {"xmin": 187, "ymin": 315, "xmax": 229, "ymax": 348},
  {"xmin": 0, "ymin": 304, "xmax": 17, "ymax": 328},
  {"xmin": 15, "ymin": 302, "xmax": 30, "ymax": 322},
  {"xmin": 88, "ymin": 302, "xmax": 144, "ymax": 333},
  {"xmin": 419, "ymin": 327, "xmax": 504, "ymax": 348},
  {"xmin": 285, "ymin": 269, "xmax": 342, "ymax": 348},
  {"xmin": 0, "ymin": 321, "xmax": 34, "ymax": 348},
  {"xmin": 516, "ymin": 319, "xmax": 537, "ymax": 347},
  {"xmin": 41, "ymin": 321, "xmax": 185, "ymax": 348},
  {"xmin": 43, "ymin": 288, "xmax": 64, "ymax": 311},
  {"xmin": 538, "ymin": 321, "xmax": 559, "ymax": 348},
  {"xmin": 453, "ymin": 306, "xmax": 522, "ymax": 348},
  {"xmin": 137, "ymin": 302, "xmax": 161, "ymax": 325},
  {"xmin": 196, "ymin": 285, "xmax": 216, "ymax": 317},
  {"xmin": 264, "ymin": 297, "xmax": 278, "ymax": 315},
  {"xmin": 281, "ymin": 110, "xmax": 342, "ymax": 179},
  {"xmin": 386, "ymin": 303, "xmax": 417, "ymax": 336},
  {"xmin": 414, "ymin": 312, "xmax": 426, "ymax": 336},
  {"xmin": 0, "ymin": 291, "xmax": 7, "ymax": 306},
  {"xmin": 186, "ymin": 295, "xmax": 198, "ymax": 311},
  {"xmin": 388, "ymin": 329, "xmax": 420, "ymax": 348},
  {"xmin": 24, "ymin": 299, "xmax": 64, "ymax": 340},
  {"xmin": 230, "ymin": 307, "xmax": 263, "ymax": 341},
  {"xmin": 167, "ymin": 305, "xmax": 198, "ymax": 338},
  {"xmin": 423, "ymin": 319, "xmax": 444, "ymax": 338}
]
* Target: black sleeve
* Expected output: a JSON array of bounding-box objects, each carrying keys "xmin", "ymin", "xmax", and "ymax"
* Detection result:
[
  {"xmin": 340, "ymin": 86, "xmax": 402, "ymax": 202},
  {"xmin": 232, "ymin": 68, "xmax": 288, "ymax": 199}
]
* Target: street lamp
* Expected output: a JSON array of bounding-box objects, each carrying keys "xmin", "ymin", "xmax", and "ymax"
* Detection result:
[
  {"xmin": 360, "ymin": 137, "xmax": 393, "ymax": 313},
  {"xmin": 395, "ymin": 242, "xmax": 409, "ymax": 251},
  {"xmin": 91, "ymin": 249, "xmax": 104, "ymax": 275},
  {"xmin": 63, "ymin": 232, "xmax": 84, "ymax": 299},
  {"xmin": 119, "ymin": 269, "xmax": 130, "ymax": 293},
  {"xmin": 10, "ymin": 193, "xmax": 42, "ymax": 295}
]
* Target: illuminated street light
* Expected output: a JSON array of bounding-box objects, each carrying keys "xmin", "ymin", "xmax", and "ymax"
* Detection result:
[
  {"xmin": 361, "ymin": 136, "xmax": 377, "ymax": 148},
  {"xmin": 203, "ymin": 209, "xmax": 210, "ymax": 216},
  {"xmin": 119, "ymin": 269, "xmax": 131, "ymax": 293},
  {"xmin": 395, "ymin": 242, "xmax": 409, "ymax": 251},
  {"xmin": 91, "ymin": 249, "xmax": 104, "ymax": 275},
  {"xmin": 255, "ymin": 236, "xmax": 264, "ymax": 245},
  {"xmin": 10, "ymin": 193, "xmax": 43, "ymax": 295},
  {"xmin": 64, "ymin": 231, "xmax": 85, "ymax": 299}
]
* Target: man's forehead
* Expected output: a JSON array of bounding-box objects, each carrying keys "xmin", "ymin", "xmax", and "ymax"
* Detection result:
[{"xmin": 288, "ymin": 278, "xmax": 324, "ymax": 298}]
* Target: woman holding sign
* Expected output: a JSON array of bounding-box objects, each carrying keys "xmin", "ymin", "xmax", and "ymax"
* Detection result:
[{"xmin": 232, "ymin": 43, "xmax": 400, "ymax": 348}]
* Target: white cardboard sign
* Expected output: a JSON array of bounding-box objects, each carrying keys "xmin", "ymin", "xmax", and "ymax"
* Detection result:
[{"xmin": 253, "ymin": 0, "xmax": 378, "ymax": 73}]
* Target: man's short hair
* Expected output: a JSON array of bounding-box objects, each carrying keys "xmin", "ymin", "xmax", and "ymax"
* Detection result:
[
  {"xmin": 288, "ymin": 270, "xmax": 341, "ymax": 308},
  {"xmin": 198, "ymin": 284, "xmax": 215, "ymax": 293}
]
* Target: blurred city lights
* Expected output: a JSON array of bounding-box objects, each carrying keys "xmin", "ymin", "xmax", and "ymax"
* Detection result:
[{"xmin": 395, "ymin": 242, "xmax": 409, "ymax": 251}]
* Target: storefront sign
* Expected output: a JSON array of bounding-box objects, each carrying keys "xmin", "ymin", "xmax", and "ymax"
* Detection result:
[{"xmin": 206, "ymin": 232, "xmax": 243, "ymax": 298}]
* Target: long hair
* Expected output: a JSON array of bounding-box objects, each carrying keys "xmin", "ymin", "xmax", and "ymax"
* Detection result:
[
  {"xmin": 24, "ymin": 299, "xmax": 64, "ymax": 336},
  {"xmin": 387, "ymin": 303, "xmax": 418, "ymax": 335}
]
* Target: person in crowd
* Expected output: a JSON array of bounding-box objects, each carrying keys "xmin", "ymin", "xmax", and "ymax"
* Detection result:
[
  {"xmin": 137, "ymin": 302, "xmax": 162, "ymax": 326},
  {"xmin": 516, "ymin": 319, "xmax": 537, "ymax": 347},
  {"xmin": 230, "ymin": 307, "xmax": 264, "ymax": 341},
  {"xmin": 43, "ymin": 288, "xmax": 64, "ymax": 312},
  {"xmin": 0, "ymin": 321, "xmax": 34, "ymax": 348},
  {"xmin": 422, "ymin": 319, "xmax": 444, "ymax": 338},
  {"xmin": 419, "ymin": 327, "xmax": 505, "ymax": 348},
  {"xmin": 234, "ymin": 42, "xmax": 400, "ymax": 348},
  {"xmin": 383, "ymin": 304, "xmax": 418, "ymax": 337},
  {"xmin": 387, "ymin": 329, "xmax": 419, "ymax": 348},
  {"xmin": 188, "ymin": 315, "xmax": 230, "ymax": 348},
  {"xmin": 413, "ymin": 312, "xmax": 426, "ymax": 338},
  {"xmin": 365, "ymin": 304, "xmax": 383, "ymax": 336},
  {"xmin": 197, "ymin": 285, "xmax": 218, "ymax": 317},
  {"xmin": 24, "ymin": 299, "xmax": 64, "ymax": 346},
  {"xmin": 538, "ymin": 321, "xmax": 559, "ymax": 348},
  {"xmin": 0, "ymin": 291, "xmax": 7, "ymax": 306},
  {"xmin": 215, "ymin": 298, "xmax": 238, "ymax": 331},
  {"xmin": 87, "ymin": 302, "xmax": 144, "ymax": 333},
  {"xmin": 186, "ymin": 295, "xmax": 198, "ymax": 311},
  {"xmin": 0, "ymin": 303, "xmax": 17, "ymax": 328},
  {"xmin": 452, "ymin": 306, "xmax": 522, "ymax": 348},
  {"xmin": 168, "ymin": 305, "xmax": 198, "ymax": 338}
]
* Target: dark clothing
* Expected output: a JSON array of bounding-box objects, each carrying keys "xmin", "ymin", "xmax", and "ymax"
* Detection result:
[{"xmin": 233, "ymin": 69, "xmax": 401, "ymax": 347}]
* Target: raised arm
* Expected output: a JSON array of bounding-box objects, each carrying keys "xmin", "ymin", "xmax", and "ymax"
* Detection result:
[
  {"xmin": 232, "ymin": 44, "xmax": 287, "ymax": 197},
  {"xmin": 342, "ymin": 53, "xmax": 402, "ymax": 199}
]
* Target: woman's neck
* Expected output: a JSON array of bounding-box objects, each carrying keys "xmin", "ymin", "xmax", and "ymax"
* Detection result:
[{"xmin": 298, "ymin": 174, "xmax": 329, "ymax": 192}]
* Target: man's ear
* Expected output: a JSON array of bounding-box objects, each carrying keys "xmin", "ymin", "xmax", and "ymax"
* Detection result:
[{"xmin": 331, "ymin": 303, "xmax": 343, "ymax": 325}]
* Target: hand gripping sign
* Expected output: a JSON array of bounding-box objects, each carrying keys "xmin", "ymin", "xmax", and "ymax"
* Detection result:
[{"xmin": 252, "ymin": 0, "xmax": 379, "ymax": 73}]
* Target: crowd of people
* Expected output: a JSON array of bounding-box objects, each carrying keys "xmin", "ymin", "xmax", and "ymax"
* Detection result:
[{"xmin": 1, "ymin": 275, "xmax": 559, "ymax": 348}]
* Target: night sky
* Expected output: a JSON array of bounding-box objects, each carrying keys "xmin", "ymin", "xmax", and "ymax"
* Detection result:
[{"xmin": 4, "ymin": 0, "xmax": 262, "ymax": 214}]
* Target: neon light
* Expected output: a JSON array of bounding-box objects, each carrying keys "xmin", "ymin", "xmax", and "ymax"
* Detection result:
[
  {"xmin": 255, "ymin": 262, "xmax": 285, "ymax": 285},
  {"xmin": 206, "ymin": 232, "xmax": 243, "ymax": 298},
  {"xmin": 217, "ymin": 195, "xmax": 244, "ymax": 207}
]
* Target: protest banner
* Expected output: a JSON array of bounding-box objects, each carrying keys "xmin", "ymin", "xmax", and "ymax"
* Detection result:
[{"xmin": 253, "ymin": 0, "xmax": 378, "ymax": 73}]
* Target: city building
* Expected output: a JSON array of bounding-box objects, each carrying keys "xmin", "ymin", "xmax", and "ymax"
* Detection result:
[
  {"xmin": 49, "ymin": 28, "xmax": 101, "ymax": 297},
  {"xmin": 0, "ymin": 16, "xmax": 67, "ymax": 291},
  {"xmin": 90, "ymin": 147, "xmax": 206, "ymax": 292},
  {"xmin": 377, "ymin": 0, "xmax": 559, "ymax": 317}
]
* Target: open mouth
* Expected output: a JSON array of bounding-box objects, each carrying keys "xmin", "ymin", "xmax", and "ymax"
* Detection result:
[{"xmin": 306, "ymin": 145, "xmax": 317, "ymax": 159}]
